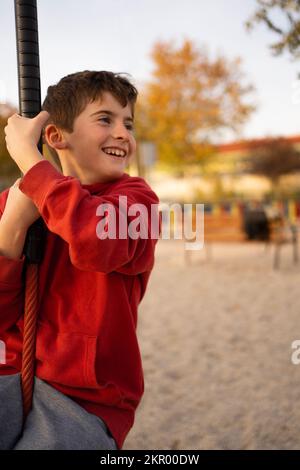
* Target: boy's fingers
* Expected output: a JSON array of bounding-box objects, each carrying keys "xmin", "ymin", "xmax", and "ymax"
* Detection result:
[
  {"xmin": 33, "ymin": 111, "xmax": 50, "ymax": 127},
  {"xmin": 35, "ymin": 110, "xmax": 50, "ymax": 125}
]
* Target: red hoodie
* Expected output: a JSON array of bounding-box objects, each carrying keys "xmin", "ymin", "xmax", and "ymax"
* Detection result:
[{"xmin": 0, "ymin": 160, "xmax": 160, "ymax": 450}]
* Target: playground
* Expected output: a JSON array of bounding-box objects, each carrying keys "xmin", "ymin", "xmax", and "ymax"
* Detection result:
[
  {"xmin": 124, "ymin": 239, "xmax": 300, "ymax": 449},
  {"xmin": 2, "ymin": 0, "xmax": 300, "ymax": 454}
]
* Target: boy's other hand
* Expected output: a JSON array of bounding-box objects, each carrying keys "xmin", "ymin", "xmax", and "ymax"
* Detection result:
[
  {"xmin": 4, "ymin": 111, "xmax": 49, "ymax": 174},
  {"xmin": 1, "ymin": 178, "xmax": 41, "ymax": 230}
]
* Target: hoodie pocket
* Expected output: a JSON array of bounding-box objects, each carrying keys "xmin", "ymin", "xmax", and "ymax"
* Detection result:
[{"xmin": 35, "ymin": 321, "xmax": 99, "ymax": 389}]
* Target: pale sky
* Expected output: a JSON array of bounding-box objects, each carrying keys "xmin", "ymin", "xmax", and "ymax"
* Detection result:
[{"xmin": 1, "ymin": 0, "xmax": 300, "ymax": 143}]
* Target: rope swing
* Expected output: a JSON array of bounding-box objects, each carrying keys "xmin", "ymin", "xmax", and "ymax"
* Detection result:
[{"xmin": 14, "ymin": 0, "xmax": 46, "ymax": 423}]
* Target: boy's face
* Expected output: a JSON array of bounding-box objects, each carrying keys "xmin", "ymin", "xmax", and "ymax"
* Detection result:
[{"xmin": 54, "ymin": 91, "xmax": 136, "ymax": 184}]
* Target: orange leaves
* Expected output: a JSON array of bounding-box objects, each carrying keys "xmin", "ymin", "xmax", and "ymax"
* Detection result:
[{"xmin": 135, "ymin": 38, "xmax": 255, "ymax": 168}]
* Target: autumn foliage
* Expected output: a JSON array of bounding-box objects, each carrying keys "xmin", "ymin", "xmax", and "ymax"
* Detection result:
[
  {"xmin": 0, "ymin": 104, "xmax": 19, "ymax": 184},
  {"xmin": 246, "ymin": 0, "xmax": 300, "ymax": 60},
  {"xmin": 135, "ymin": 39, "xmax": 255, "ymax": 169}
]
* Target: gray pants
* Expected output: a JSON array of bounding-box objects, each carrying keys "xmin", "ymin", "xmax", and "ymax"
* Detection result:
[{"xmin": 0, "ymin": 373, "xmax": 118, "ymax": 450}]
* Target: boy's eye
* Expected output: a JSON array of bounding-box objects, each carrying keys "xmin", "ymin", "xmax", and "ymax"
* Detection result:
[
  {"xmin": 98, "ymin": 117, "xmax": 135, "ymax": 132},
  {"xmin": 99, "ymin": 117, "xmax": 111, "ymax": 124}
]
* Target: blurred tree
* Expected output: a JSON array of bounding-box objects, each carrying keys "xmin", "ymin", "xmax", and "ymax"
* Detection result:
[
  {"xmin": 0, "ymin": 104, "xmax": 62, "ymax": 188},
  {"xmin": 246, "ymin": 0, "xmax": 300, "ymax": 59},
  {"xmin": 135, "ymin": 39, "xmax": 255, "ymax": 170},
  {"xmin": 244, "ymin": 137, "xmax": 300, "ymax": 192},
  {"xmin": 0, "ymin": 106, "xmax": 20, "ymax": 184}
]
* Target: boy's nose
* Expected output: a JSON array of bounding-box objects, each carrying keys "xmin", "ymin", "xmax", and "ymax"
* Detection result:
[{"xmin": 112, "ymin": 123, "xmax": 130, "ymax": 140}]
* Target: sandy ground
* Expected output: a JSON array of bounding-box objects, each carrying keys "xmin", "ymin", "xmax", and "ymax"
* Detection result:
[{"xmin": 123, "ymin": 239, "xmax": 300, "ymax": 450}]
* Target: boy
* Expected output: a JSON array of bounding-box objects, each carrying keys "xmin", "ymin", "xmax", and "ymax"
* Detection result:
[{"xmin": 0, "ymin": 71, "xmax": 160, "ymax": 450}]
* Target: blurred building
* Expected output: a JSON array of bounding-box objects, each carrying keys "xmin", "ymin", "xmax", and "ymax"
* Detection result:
[{"xmin": 139, "ymin": 135, "xmax": 300, "ymax": 203}]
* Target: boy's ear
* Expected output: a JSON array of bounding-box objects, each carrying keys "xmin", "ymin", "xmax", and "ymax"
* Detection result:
[{"xmin": 44, "ymin": 124, "xmax": 68, "ymax": 150}]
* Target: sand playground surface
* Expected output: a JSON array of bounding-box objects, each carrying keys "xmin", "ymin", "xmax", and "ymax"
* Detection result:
[{"xmin": 123, "ymin": 240, "xmax": 300, "ymax": 450}]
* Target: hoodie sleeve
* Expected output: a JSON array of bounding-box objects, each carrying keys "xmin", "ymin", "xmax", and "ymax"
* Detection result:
[
  {"xmin": 19, "ymin": 160, "xmax": 160, "ymax": 275},
  {"xmin": 0, "ymin": 190, "xmax": 25, "ymax": 334}
]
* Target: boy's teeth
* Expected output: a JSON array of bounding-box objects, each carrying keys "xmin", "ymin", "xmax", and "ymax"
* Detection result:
[{"xmin": 102, "ymin": 147, "xmax": 126, "ymax": 157}]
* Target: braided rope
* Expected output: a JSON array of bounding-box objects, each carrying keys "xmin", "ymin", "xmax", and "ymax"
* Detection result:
[{"xmin": 21, "ymin": 263, "xmax": 39, "ymax": 420}]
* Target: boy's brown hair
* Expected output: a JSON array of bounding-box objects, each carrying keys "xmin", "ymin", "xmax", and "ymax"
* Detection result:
[{"xmin": 42, "ymin": 70, "xmax": 138, "ymax": 132}]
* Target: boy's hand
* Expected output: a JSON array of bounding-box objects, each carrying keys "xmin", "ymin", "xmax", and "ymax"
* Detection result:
[
  {"xmin": 1, "ymin": 178, "xmax": 41, "ymax": 231},
  {"xmin": 4, "ymin": 111, "xmax": 49, "ymax": 174}
]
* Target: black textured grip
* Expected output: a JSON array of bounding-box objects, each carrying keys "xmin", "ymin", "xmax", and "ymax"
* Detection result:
[
  {"xmin": 14, "ymin": 0, "xmax": 41, "ymax": 121},
  {"xmin": 14, "ymin": 0, "xmax": 45, "ymax": 264}
]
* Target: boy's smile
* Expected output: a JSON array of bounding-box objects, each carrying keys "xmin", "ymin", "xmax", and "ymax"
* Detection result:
[{"xmin": 47, "ymin": 92, "xmax": 136, "ymax": 184}]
